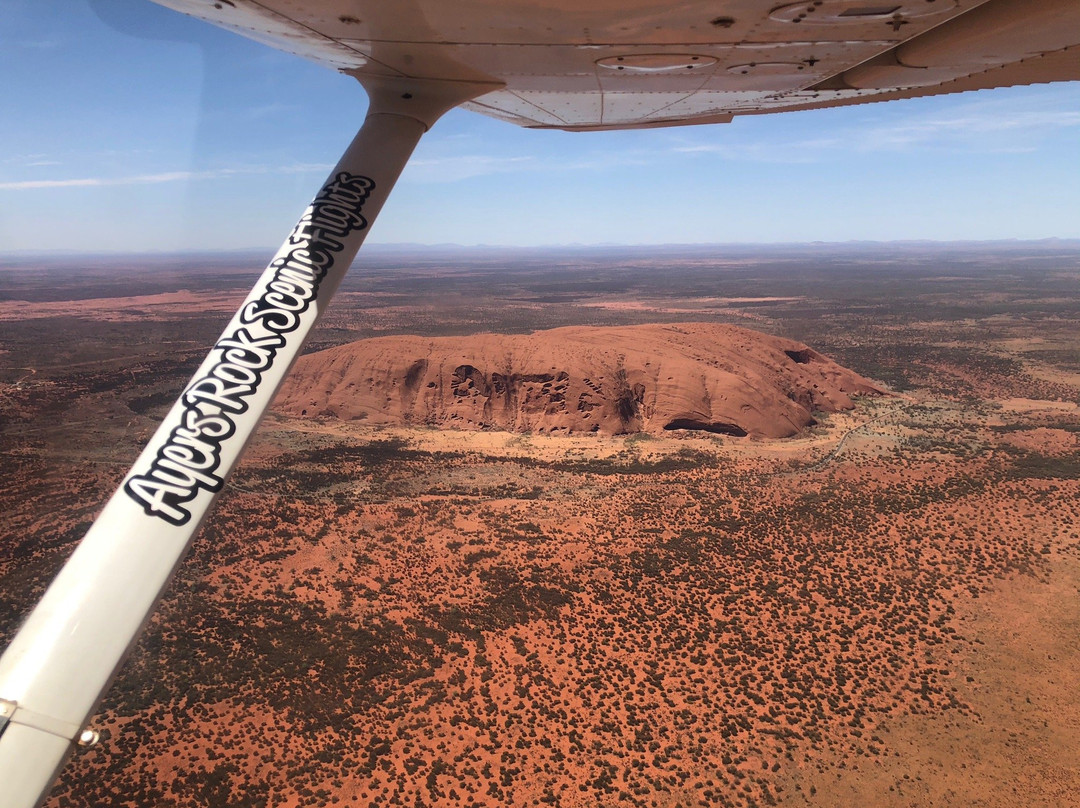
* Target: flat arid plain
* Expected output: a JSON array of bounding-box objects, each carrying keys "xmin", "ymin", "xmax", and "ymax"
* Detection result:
[{"xmin": 2, "ymin": 242, "xmax": 1079, "ymax": 808}]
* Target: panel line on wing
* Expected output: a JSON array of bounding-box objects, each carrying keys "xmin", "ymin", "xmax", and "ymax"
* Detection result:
[
  {"xmin": 501, "ymin": 91, "xmax": 574, "ymax": 127},
  {"xmin": 245, "ymin": 0, "xmax": 406, "ymax": 75},
  {"xmin": 603, "ymin": 57, "xmax": 725, "ymax": 125}
]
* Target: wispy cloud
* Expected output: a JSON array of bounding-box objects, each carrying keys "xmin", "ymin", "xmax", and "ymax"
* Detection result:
[
  {"xmin": 402, "ymin": 148, "xmax": 657, "ymax": 182},
  {"xmin": 219, "ymin": 102, "xmax": 305, "ymax": 121},
  {"xmin": 3, "ymin": 153, "xmax": 60, "ymax": 166},
  {"xmin": 19, "ymin": 37, "xmax": 64, "ymax": 50},
  {"xmin": 670, "ymin": 91, "xmax": 1080, "ymax": 163},
  {"xmin": 671, "ymin": 137, "xmax": 843, "ymax": 163},
  {"xmin": 0, "ymin": 163, "xmax": 331, "ymax": 191},
  {"xmin": 405, "ymin": 154, "xmax": 535, "ymax": 183},
  {"xmin": 554, "ymin": 151, "xmax": 656, "ymax": 172},
  {"xmin": 854, "ymin": 108, "xmax": 1080, "ymax": 152},
  {"xmin": 0, "ymin": 172, "xmax": 195, "ymax": 190}
]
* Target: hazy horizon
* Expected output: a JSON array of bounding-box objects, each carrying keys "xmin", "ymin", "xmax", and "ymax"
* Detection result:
[{"xmin": 4, "ymin": 236, "xmax": 1080, "ymax": 261}]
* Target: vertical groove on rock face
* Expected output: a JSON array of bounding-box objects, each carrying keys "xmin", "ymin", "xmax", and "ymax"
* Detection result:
[
  {"xmin": 400, "ymin": 359, "xmax": 429, "ymax": 423},
  {"xmin": 278, "ymin": 323, "xmax": 881, "ymax": 439}
]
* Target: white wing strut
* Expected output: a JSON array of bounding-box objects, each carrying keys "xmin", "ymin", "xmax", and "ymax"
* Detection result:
[{"xmin": 0, "ymin": 76, "xmax": 497, "ymax": 808}]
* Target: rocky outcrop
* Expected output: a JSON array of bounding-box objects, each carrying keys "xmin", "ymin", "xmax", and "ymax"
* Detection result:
[{"xmin": 276, "ymin": 323, "xmax": 880, "ymax": 438}]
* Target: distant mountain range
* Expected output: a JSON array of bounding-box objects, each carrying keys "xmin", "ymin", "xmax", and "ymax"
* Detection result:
[{"xmin": 4, "ymin": 238, "xmax": 1079, "ymax": 260}]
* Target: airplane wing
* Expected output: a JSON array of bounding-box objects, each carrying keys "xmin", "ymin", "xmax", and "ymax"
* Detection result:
[{"xmin": 150, "ymin": 0, "xmax": 1080, "ymax": 130}]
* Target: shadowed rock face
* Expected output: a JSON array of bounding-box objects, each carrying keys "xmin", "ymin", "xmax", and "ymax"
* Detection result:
[
  {"xmin": 663, "ymin": 419, "xmax": 748, "ymax": 437},
  {"xmin": 276, "ymin": 323, "xmax": 881, "ymax": 438}
]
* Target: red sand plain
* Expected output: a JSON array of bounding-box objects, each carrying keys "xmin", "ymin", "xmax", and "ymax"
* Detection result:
[
  {"xmin": 3, "ymin": 251, "xmax": 1079, "ymax": 808},
  {"xmin": 32, "ymin": 390, "xmax": 1080, "ymax": 808}
]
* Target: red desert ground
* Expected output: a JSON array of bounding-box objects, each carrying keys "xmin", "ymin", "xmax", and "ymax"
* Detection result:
[{"xmin": 1, "ymin": 244, "xmax": 1078, "ymax": 808}]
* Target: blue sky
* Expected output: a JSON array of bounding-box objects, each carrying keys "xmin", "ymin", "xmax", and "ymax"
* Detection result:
[{"xmin": 2, "ymin": 0, "xmax": 1079, "ymax": 252}]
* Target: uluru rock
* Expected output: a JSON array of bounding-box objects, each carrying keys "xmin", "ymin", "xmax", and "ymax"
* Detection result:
[{"xmin": 276, "ymin": 323, "xmax": 881, "ymax": 438}]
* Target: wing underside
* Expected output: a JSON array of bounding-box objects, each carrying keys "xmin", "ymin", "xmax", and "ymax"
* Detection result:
[{"xmin": 149, "ymin": 0, "xmax": 1079, "ymax": 130}]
